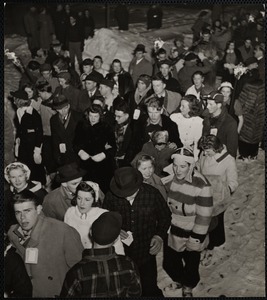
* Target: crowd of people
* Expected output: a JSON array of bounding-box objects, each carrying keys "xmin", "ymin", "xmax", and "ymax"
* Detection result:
[{"xmin": 4, "ymin": 3, "xmax": 265, "ymax": 298}]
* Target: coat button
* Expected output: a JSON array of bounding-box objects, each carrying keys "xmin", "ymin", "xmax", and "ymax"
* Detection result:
[{"xmin": 48, "ymin": 276, "xmax": 53, "ymax": 280}]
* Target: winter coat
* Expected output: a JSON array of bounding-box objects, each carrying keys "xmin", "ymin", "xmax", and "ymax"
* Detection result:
[
  {"xmin": 50, "ymin": 110, "xmax": 82, "ymax": 166},
  {"xmin": 129, "ymin": 57, "xmax": 153, "ymax": 86},
  {"xmin": 203, "ymin": 107, "xmax": 238, "ymax": 158},
  {"xmin": 238, "ymin": 45, "xmax": 254, "ymax": 63},
  {"xmin": 106, "ymin": 70, "xmax": 134, "ymax": 97},
  {"xmin": 197, "ymin": 146, "xmax": 238, "ymax": 216},
  {"xmin": 4, "ymin": 113, "xmax": 15, "ymax": 167},
  {"xmin": 238, "ymin": 80, "xmax": 265, "ymax": 144},
  {"xmin": 115, "ymin": 4, "xmax": 129, "ymax": 30},
  {"xmin": 38, "ymin": 13, "xmax": 54, "ymax": 50},
  {"xmin": 54, "ymin": 84, "xmax": 80, "ymax": 112},
  {"xmin": 77, "ymin": 88, "xmax": 101, "ymax": 113},
  {"xmin": 52, "ymin": 10, "xmax": 68, "ymax": 45},
  {"xmin": 8, "ymin": 213, "xmax": 83, "ymax": 297},
  {"xmin": 24, "ymin": 11, "xmax": 40, "ymax": 50},
  {"xmin": 147, "ymin": 6, "xmax": 163, "ymax": 29}
]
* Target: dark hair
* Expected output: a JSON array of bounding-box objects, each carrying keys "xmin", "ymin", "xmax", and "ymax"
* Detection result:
[
  {"xmin": 152, "ymin": 74, "xmax": 165, "ymax": 83},
  {"xmin": 156, "ymin": 48, "xmax": 167, "ymax": 56},
  {"xmin": 180, "ymin": 94, "xmax": 202, "ymax": 117},
  {"xmin": 113, "ymin": 98, "xmax": 130, "ymax": 114},
  {"xmin": 112, "ymin": 59, "xmax": 122, "ymax": 66},
  {"xmin": 198, "ymin": 135, "xmax": 224, "ymax": 153},
  {"xmin": 84, "ymin": 104, "xmax": 103, "ymax": 122},
  {"xmin": 35, "ymin": 81, "xmax": 52, "ymax": 93},
  {"xmin": 27, "ymin": 60, "xmax": 40, "ymax": 71},
  {"xmin": 225, "ymin": 40, "xmax": 236, "ymax": 51},
  {"xmin": 94, "ymin": 56, "xmax": 103, "ymax": 63},
  {"xmin": 22, "ymin": 83, "xmax": 37, "ymax": 98},
  {"xmin": 71, "ymin": 181, "xmax": 98, "ymax": 206},
  {"xmin": 192, "ymin": 71, "xmax": 204, "ymax": 81},
  {"xmin": 12, "ymin": 190, "xmax": 41, "ymax": 207}
]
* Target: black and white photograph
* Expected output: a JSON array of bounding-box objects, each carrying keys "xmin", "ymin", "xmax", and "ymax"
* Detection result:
[{"xmin": 3, "ymin": 1, "xmax": 265, "ymax": 298}]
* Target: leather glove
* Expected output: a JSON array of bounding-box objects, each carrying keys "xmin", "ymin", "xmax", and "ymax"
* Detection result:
[{"xmin": 78, "ymin": 150, "xmax": 90, "ymax": 160}]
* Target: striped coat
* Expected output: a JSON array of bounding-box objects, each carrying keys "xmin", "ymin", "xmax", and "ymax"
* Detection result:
[{"xmin": 163, "ymin": 170, "xmax": 213, "ymax": 252}]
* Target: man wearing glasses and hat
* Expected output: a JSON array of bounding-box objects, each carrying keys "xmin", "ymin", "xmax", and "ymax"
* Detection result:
[
  {"xmin": 129, "ymin": 44, "xmax": 153, "ymax": 86},
  {"xmin": 50, "ymin": 95, "xmax": 82, "ymax": 167},
  {"xmin": 42, "ymin": 162, "xmax": 86, "ymax": 221},
  {"xmin": 103, "ymin": 167, "xmax": 171, "ymax": 297}
]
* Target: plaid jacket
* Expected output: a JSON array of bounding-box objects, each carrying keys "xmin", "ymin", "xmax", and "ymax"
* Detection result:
[
  {"xmin": 60, "ymin": 247, "xmax": 141, "ymax": 298},
  {"xmin": 103, "ymin": 183, "xmax": 171, "ymax": 266}
]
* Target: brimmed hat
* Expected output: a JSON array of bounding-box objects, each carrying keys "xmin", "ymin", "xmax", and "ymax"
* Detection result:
[
  {"xmin": 100, "ymin": 78, "xmax": 114, "ymax": 89},
  {"xmin": 40, "ymin": 63, "xmax": 52, "ymax": 72},
  {"xmin": 207, "ymin": 91, "xmax": 224, "ymax": 103},
  {"xmin": 244, "ymin": 57, "xmax": 258, "ymax": 66},
  {"xmin": 110, "ymin": 167, "xmax": 143, "ymax": 198},
  {"xmin": 10, "ymin": 90, "xmax": 29, "ymax": 100},
  {"xmin": 56, "ymin": 162, "xmax": 86, "ymax": 183},
  {"xmin": 82, "ymin": 58, "xmax": 93, "ymax": 66},
  {"xmin": 91, "ymin": 212, "xmax": 122, "ymax": 245},
  {"xmin": 133, "ymin": 44, "xmax": 147, "ymax": 53},
  {"xmin": 4, "ymin": 162, "xmax": 31, "ymax": 183},
  {"xmin": 53, "ymin": 95, "xmax": 69, "ymax": 110},
  {"xmin": 51, "ymin": 39, "xmax": 62, "ymax": 47},
  {"xmin": 159, "ymin": 59, "xmax": 172, "ymax": 67},
  {"xmin": 218, "ymin": 81, "xmax": 234, "ymax": 90},
  {"xmin": 184, "ymin": 53, "xmax": 198, "ymax": 61},
  {"xmin": 83, "ymin": 73, "xmax": 100, "ymax": 83}
]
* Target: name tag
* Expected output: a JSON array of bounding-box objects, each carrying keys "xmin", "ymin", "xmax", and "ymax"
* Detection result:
[
  {"xmin": 133, "ymin": 109, "xmax": 141, "ymax": 120},
  {"xmin": 25, "ymin": 248, "xmax": 38, "ymax": 264},
  {"xmin": 210, "ymin": 128, "xmax": 218, "ymax": 136},
  {"xmin": 59, "ymin": 143, "xmax": 66, "ymax": 153}
]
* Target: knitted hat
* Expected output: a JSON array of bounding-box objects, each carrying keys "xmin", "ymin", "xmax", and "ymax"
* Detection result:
[
  {"xmin": 40, "ymin": 63, "xmax": 52, "ymax": 72},
  {"xmin": 57, "ymin": 71, "xmax": 71, "ymax": 81},
  {"xmin": 218, "ymin": 81, "xmax": 234, "ymax": 90},
  {"xmin": 138, "ymin": 74, "xmax": 151, "ymax": 88},
  {"xmin": 91, "ymin": 212, "xmax": 122, "ymax": 245},
  {"xmin": 100, "ymin": 78, "xmax": 114, "ymax": 89}
]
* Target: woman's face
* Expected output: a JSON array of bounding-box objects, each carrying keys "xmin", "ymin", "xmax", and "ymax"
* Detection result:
[
  {"xmin": 137, "ymin": 80, "xmax": 147, "ymax": 93},
  {"xmin": 138, "ymin": 160, "xmax": 154, "ymax": 180},
  {"xmin": 24, "ymin": 87, "xmax": 34, "ymax": 99},
  {"xmin": 89, "ymin": 112, "xmax": 100, "ymax": 126},
  {"xmin": 204, "ymin": 148, "xmax": 216, "ymax": 157},
  {"xmin": 180, "ymin": 100, "xmax": 190, "ymax": 118},
  {"xmin": 8, "ymin": 168, "xmax": 28, "ymax": 191},
  {"xmin": 173, "ymin": 157, "xmax": 190, "ymax": 180},
  {"xmin": 76, "ymin": 190, "xmax": 94, "ymax": 214},
  {"xmin": 220, "ymin": 87, "xmax": 232, "ymax": 101}
]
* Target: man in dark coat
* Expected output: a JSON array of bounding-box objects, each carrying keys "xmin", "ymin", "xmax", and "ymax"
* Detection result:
[
  {"xmin": 50, "ymin": 95, "xmax": 82, "ymax": 167},
  {"xmin": 147, "ymin": 4, "xmax": 163, "ymax": 30},
  {"xmin": 202, "ymin": 91, "xmax": 238, "ymax": 158},
  {"xmin": 23, "ymin": 5, "xmax": 40, "ymax": 59},
  {"xmin": 106, "ymin": 59, "xmax": 134, "ymax": 97},
  {"xmin": 115, "ymin": 3, "xmax": 129, "ymax": 31},
  {"xmin": 52, "ymin": 4, "xmax": 68, "ymax": 49}
]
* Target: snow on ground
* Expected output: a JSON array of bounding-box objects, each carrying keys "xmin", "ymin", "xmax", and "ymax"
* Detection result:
[{"xmin": 4, "ymin": 12, "xmax": 265, "ymax": 297}]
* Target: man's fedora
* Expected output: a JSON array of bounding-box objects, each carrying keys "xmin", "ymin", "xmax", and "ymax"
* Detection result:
[
  {"xmin": 133, "ymin": 44, "xmax": 147, "ymax": 53},
  {"xmin": 110, "ymin": 167, "xmax": 143, "ymax": 198},
  {"xmin": 56, "ymin": 162, "xmax": 86, "ymax": 183},
  {"xmin": 53, "ymin": 95, "xmax": 69, "ymax": 110}
]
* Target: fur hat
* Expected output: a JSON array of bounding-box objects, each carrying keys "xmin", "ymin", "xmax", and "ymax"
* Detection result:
[
  {"xmin": 91, "ymin": 212, "xmax": 122, "ymax": 245},
  {"xmin": 110, "ymin": 167, "xmax": 143, "ymax": 198}
]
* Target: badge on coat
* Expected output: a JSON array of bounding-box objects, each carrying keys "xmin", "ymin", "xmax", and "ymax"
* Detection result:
[
  {"xmin": 210, "ymin": 128, "xmax": 218, "ymax": 136},
  {"xmin": 25, "ymin": 248, "xmax": 38, "ymax": 264}
]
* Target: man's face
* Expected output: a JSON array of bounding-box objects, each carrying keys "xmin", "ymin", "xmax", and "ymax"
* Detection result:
[
  {"xmin": 113, "ymin": 62, "xmax": 122, "ymax": 74},
  {"xmin": 85, "ymin": 80, "xmax": 97, "ymax": 91},
  {"xmin": 99, "ymin": 84, "xmax": 109, "ymax": 96},
  {"xmin": 158, "ymin": 53, "xmax": 166, "ymax": 61},
  {"xmin": 63, "ymin": 177, "xmax": 83, "ymax": 194},
  {"xmin": 160, "ymin": 64, "xmax": 170, "ymax": 77},
  {"xmin": 202, "ymin": 33, "xmax": 211, "ymax": 42},
  {"xmin": 53, "ymin": 45, "xmax": 62, "ymax": 54},
  {"xmin": 93, "ymin": 58, "xmax": 102, "ymax": 69},
  {"xmin": 14, "ymin": 201, "xmax": 41, "ymax": 232},
  {"xmin": 244, "ymin": 40, "xmax": 252, "ymax": 48},
  {"xmin": 207, "ymin": 100, "xmax": 220, "ymax": 115},
  {"xmin": 193, "ymin": 74, "xmax": 204, "ymax": 87},
  {"xmin": 42, "ymin": 71, "xmax": 51, "ymax": 80},
  {"xmin": 254, "ymin": 47, "xmax": 263, "ymax": 59},
  {"xmin": 115, "ymin": 110, "xmax": 129, "ymax": 125},
  {"xmin": 83, "ymin": 65, "xmax": 93, "ymax": 74},
  {"xmin": 56, "ymin": 104, "xmax": 70, "ymax": 118},
  {"xmin": 152, "ymin": 80, "xmax": 165, "ymax": 95},
  {"xmin": 148, "ymin": 106, "xmax": 162, "ymax": 124},
  {"xmin": 135, "ymin": 51, "xmax": 144, "ymax": 60}
]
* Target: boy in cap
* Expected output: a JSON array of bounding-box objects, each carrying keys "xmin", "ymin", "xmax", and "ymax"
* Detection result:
[
  {"xmin": 50, "ymin": 95, "xmax": 82, "ymax": 166},
  {"xmin": 202, "ymin": 91, "xmax": 238, "ymax": 158},
  {"xmin": 8, "ymin": 190, "xmax": 83, "ymax": 297},
  {"xmin": 103, "ymin": 167, "xmax": 171, "ymax": 296},
  {"xmin": 60, "ymin": 212, "xmax": 142, "ymax": 297},
  {"xmin": 129, "ymin": 44, "xmax": 153, "ymax": 85},
  {"xmin": 42, "ymin": 162, "xmax": 86, "ymax": 221},
  {"xmin": 157, "ymin": 59, "xmax": 181, "ymax": 93}
]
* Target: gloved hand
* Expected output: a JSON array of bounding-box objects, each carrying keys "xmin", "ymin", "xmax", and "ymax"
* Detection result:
[
  {"xmin": 91, "ymin": 152, "xmax": 106, "ymax": 162},
  {"xmin": 78, "ymin": 150, "xmax": 90, "ymax": 161},
  {"xmin": 33, "ymin": 147, "xmax": 42, "ymax": 164}
]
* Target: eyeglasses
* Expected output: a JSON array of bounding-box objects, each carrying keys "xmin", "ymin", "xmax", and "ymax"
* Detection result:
[{"xmin": 156, "ymin": 142, "xmax": 167, "ymax": 146}]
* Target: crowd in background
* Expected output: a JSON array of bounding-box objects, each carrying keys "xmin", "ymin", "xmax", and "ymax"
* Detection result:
[{"xmin": 4, "ymin": 3, "xmax": 265, "ymax": 298}]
